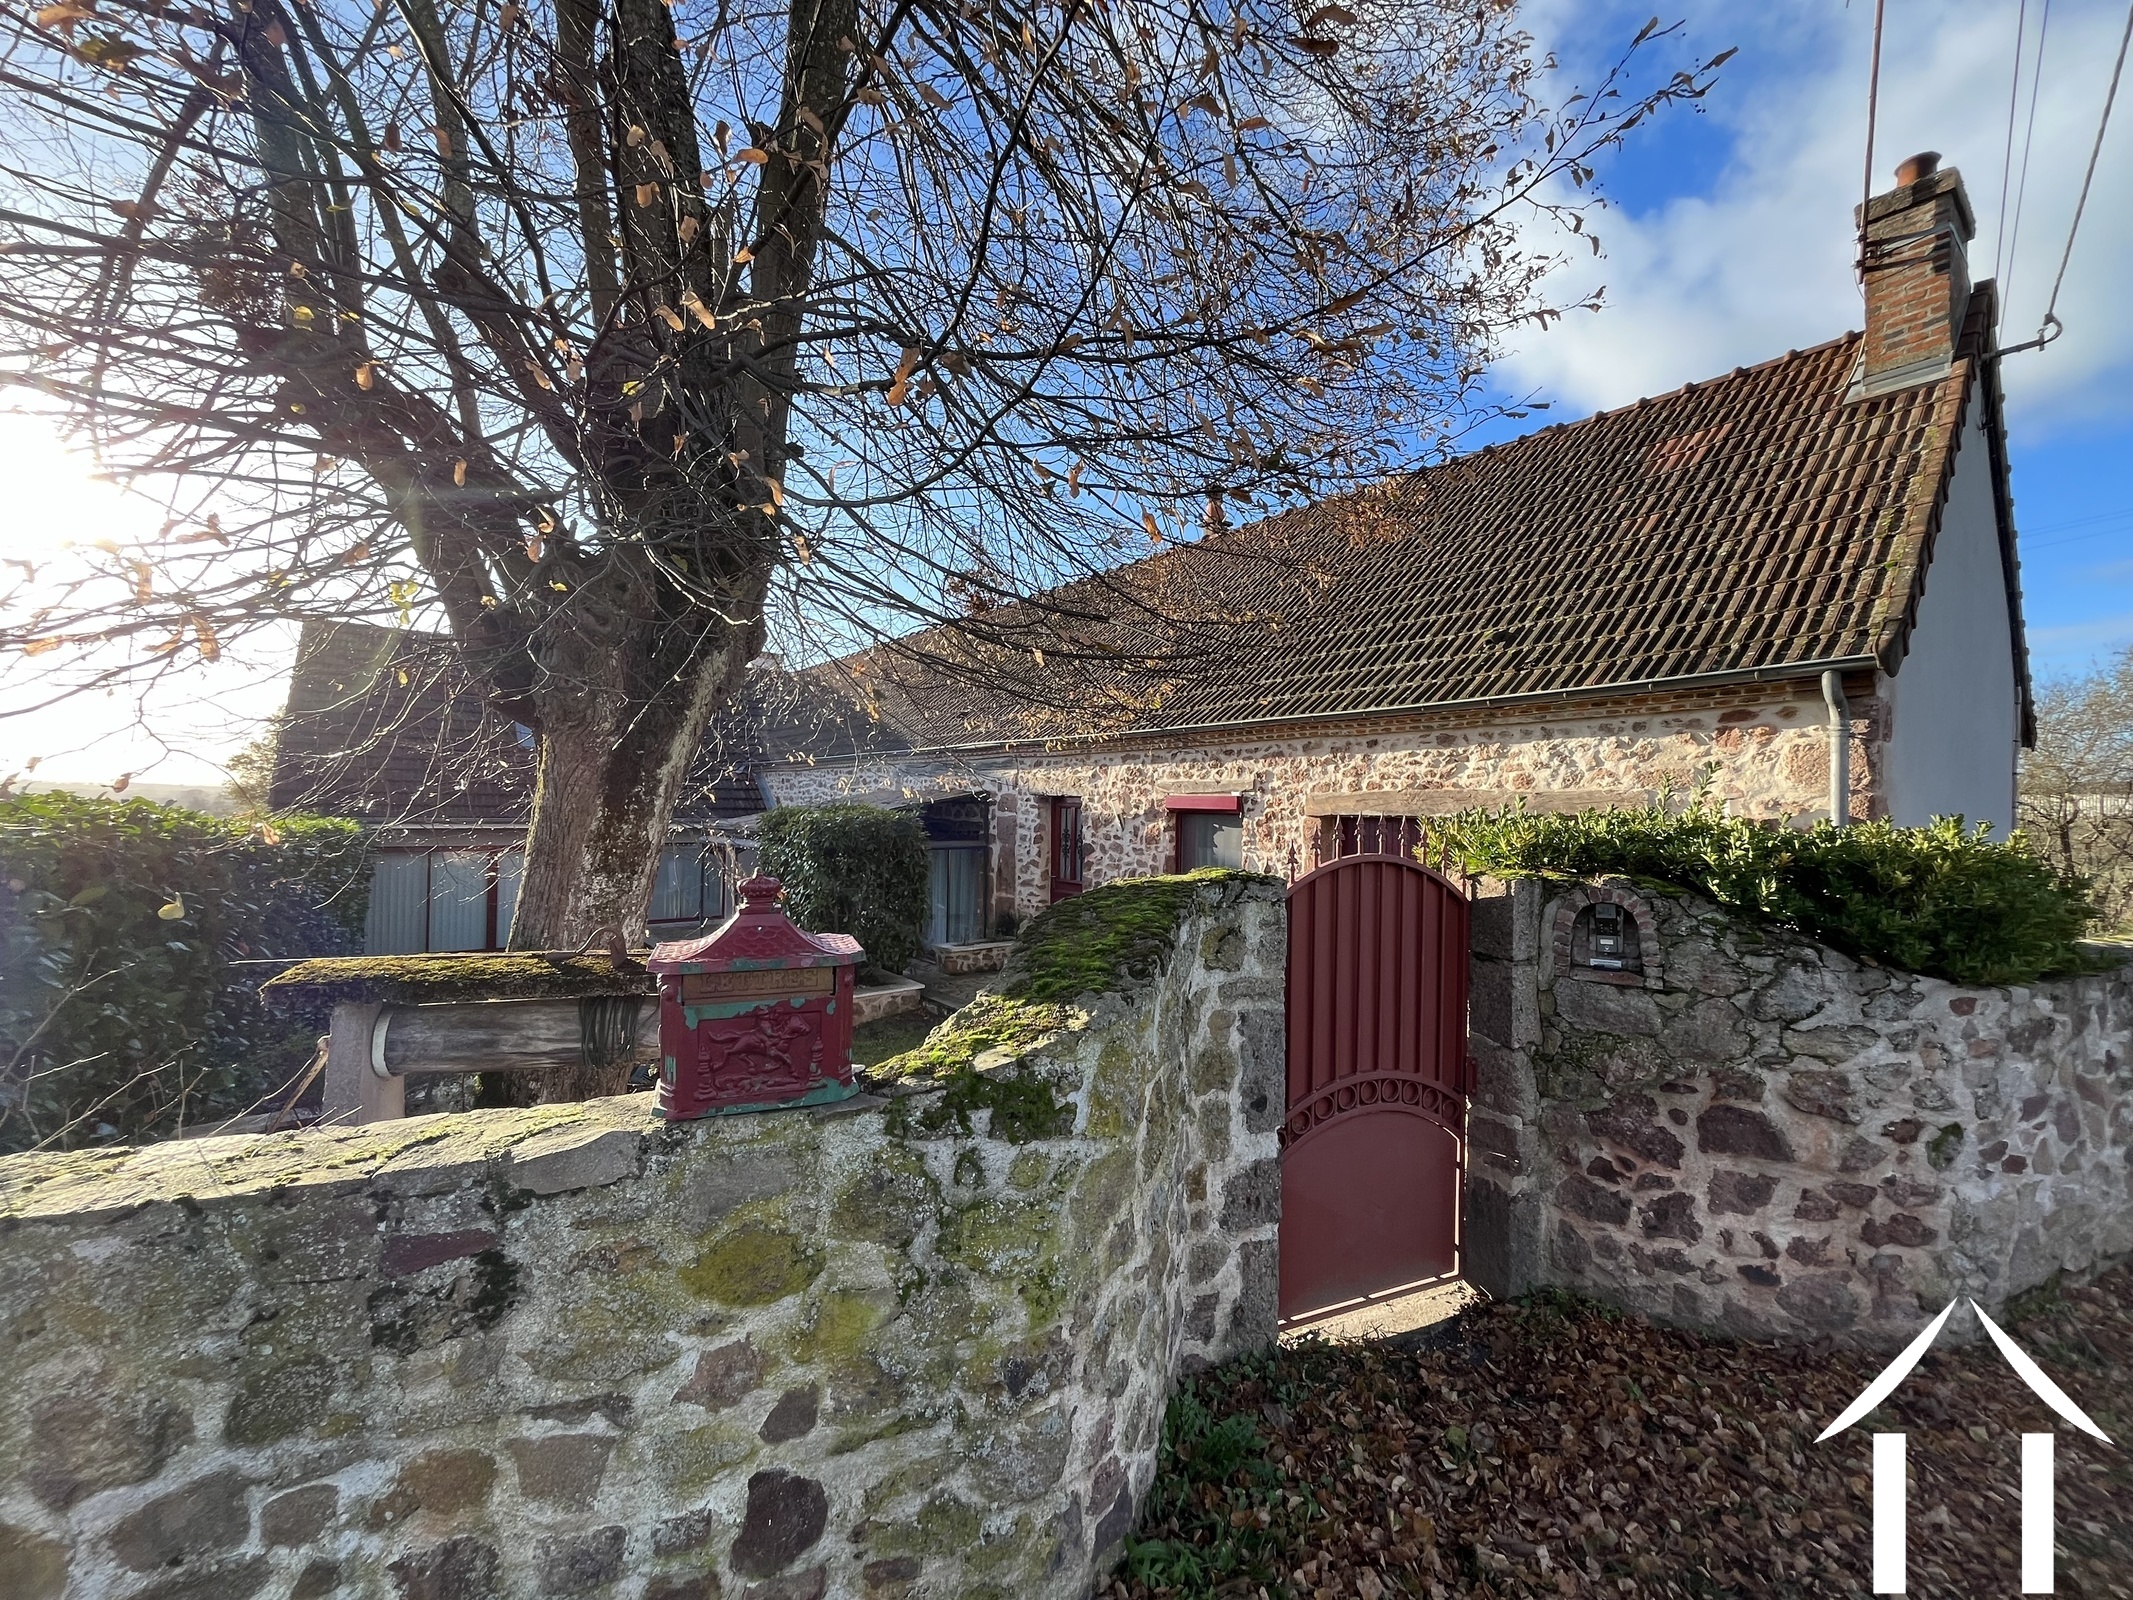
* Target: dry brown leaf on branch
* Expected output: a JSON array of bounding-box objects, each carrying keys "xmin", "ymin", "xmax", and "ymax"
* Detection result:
[{"xmin": 735, "ymin": 147, "xmax": 769, "ymax": 165}]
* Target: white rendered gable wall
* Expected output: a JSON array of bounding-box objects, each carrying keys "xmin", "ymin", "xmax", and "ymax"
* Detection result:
[{"xmin": 1881, "ymin": 401, "xmax": 2020, "ymax": 832}]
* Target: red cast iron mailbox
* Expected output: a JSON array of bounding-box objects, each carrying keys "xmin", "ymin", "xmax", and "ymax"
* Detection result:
[{"xmin": 648, "ymin": 876, "xmax": 863, "ymax": 1120}]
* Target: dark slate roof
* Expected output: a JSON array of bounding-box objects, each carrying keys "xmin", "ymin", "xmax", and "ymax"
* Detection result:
[
  {"xmin": 765, "ymin": 307, "xmax": 2024, "ymax": 756},
  {"xmin": 266, "ymin": 622, "xmax": 763, "ymax": 825}
]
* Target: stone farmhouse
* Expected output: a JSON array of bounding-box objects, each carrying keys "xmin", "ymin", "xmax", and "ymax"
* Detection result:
[{"xmin": 270, "ymin": 156, "xmax": 2030, "ymax": 961}]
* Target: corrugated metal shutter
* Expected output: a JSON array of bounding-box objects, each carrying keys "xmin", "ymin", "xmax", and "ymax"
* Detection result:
[
  {"xmin": 429, "ymin": 850, "xmax": 490, "ymax": 951},
  {"xmin": 366, "ymin": 852, "xmax": 430, "ymax": 954}
]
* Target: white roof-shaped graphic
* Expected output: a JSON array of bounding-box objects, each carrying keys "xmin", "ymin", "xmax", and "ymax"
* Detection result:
[{"xmin": 1817, "ymin": 1298, "xmax": 2113, "ymax": 1443}]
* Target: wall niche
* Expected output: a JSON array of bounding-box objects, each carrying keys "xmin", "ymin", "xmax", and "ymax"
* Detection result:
[{"xmin": 1550, "ymin": 885, "xmax": 1665, "ymax": 989}]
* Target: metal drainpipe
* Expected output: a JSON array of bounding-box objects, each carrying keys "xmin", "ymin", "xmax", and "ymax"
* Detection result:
[{"xmin": 1821, "ymin": 670, "xmax": 1850, "ymax": 827}]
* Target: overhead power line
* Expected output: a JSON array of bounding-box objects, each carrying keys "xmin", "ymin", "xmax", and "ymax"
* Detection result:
[
  {"xmin": 1993, "ymin": 0, "xmax": 2032, "ymax": 285},
  {"xmin": 2040, "ymin": 0, "xmax": 2133, "ymax": 332}
]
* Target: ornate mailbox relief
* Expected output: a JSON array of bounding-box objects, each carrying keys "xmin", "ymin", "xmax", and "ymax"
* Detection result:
[{"xmin": 647, "ymin": 876, "xmax": 863, "ymax": 1120}]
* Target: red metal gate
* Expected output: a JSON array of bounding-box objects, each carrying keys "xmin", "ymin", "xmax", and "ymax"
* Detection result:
[{"xmin": 1281, "ymin": 852, "xmax": 1469, "ymax": 1321}]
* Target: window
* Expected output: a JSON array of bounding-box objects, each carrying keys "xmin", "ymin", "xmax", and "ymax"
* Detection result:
[
  {"xmin": 1167, "ymin": 794, "xmax": 1245, "ymax": 871},
  {"xmin": 927, "ymin": 845, "xmax": 988, "ymax": 947},
  {"xmin": 1050, "ymin": 797, "xmax": 1084, "ymax": 901},
  {"xmin": 649, "ymin": 844, "xmax": 726, "ymax": 929},
  {"xmin": 364, "ymin": 847, "xmax": 525, "ymax": 954},
  {"xmin": 1176, "ymin": 811, "xmax": 1243, "ymax": 870}
]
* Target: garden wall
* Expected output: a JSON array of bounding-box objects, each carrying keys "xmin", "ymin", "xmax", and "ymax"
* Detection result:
[
  {"xmin": 1465, "ymin": 876, "xmax": 2133, "ymax": 1346},
  {"xmin": 0, "ymin": 875, "xmax": 1285, "ymax": 1600}
]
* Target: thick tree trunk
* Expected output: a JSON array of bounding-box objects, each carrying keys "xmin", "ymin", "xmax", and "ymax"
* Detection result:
[{"xmin": 497, "ymin": 580, "xmax": 763, "ymax": 1100}]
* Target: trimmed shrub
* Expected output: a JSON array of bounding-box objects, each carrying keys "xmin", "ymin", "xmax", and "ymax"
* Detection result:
[
  {"xmin": 1436, "ymin": 802, "xmax": 2100, "ymax": 987},
  {"xmin": 0, "ymin": 793, "xmax": 371, "ymax": 1152},
  {"xmin": 755, "ymin": 804, "xmax": 931, "ymax": 976}
]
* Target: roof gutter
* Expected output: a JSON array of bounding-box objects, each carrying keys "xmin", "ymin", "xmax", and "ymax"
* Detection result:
[{"xmin": 782, "ymin": 655, "xmax": 1885, "ymax": 765}]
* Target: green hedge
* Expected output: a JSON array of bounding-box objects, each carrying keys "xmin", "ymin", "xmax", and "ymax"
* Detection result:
[
  {"xmin": 0, "ymin": 793, "xmax": 371, "ymax": 1152},
  {"xmin": 1435, "ymin": 803, "xmax": 2100, "ymax": 987},
  {"xmin": 756, "ymin": 804, "xmax": 932, "ymax": 977}
]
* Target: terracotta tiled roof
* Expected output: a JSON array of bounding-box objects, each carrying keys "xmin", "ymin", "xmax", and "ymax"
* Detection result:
[
  {"xmin": 270, "ymin": 297, "xmax": 2028, "ymax": 808},
  {"xmin": 768, "ymin": 312, "xmax": 2022, "ymax": 756}
]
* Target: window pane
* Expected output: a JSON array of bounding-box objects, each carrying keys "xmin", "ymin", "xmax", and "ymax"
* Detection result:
[
  {"xmin": 429, "ymin": 850, "xmax": 491, "ymax": 952},
  {"xmin": 365, "ymin": 852, "xmax": 429, "ymax": 954},
  {"xmin": 1179, "ymin": 812, "xmax": 1243, "ymax": 870},
  {"xmin": 928, "ymin": 845, "xmax": 987, "ymax": 946},
  {"xmin": 649, "ymin": 845, "xmax": 703, "ymax": 923}
]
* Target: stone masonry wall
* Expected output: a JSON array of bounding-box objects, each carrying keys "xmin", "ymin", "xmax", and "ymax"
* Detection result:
[
  {"xmin": 0, "ymin": 876, "xmax": 1286, "ymax": 1600},
  {"xmin": 1465, "ymin": 876, "xmax": 2133, "ymax": 1347},
  {"xmin": 763, "ymin": 679, "xmax": 1876, "ymax": 931}
]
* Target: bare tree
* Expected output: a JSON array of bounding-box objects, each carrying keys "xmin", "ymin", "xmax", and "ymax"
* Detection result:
[
  {"xmin": 0, "ymin": 0, "xmax": 1725, "ymax": 951},
  {"xmin": 2021, "ymin": 648, "xmax": 2133, "ymax": 930}
]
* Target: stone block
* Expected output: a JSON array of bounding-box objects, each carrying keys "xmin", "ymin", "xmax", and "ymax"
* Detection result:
[
  {"xmin": 759, "ymin": 1386, "xmax": 820, "ymax": 1444},
  {"xmin": 1556, "ymin": 980, "xmax": 1663, "ymax": 1038},
  {"xmin": 680, "ymin": 1156, "xmax": 801, "ymax": 1230},
  {"xmin": 1661, "ymin": 999, "xmax": 1749, "ymax": 1065},
  {"xmin": 730, "ymin": 1470, "xmax": 829, "ymax": 1577},
  {"xmin": 368, "ymin": 1448, "xmax": 496, "ymax": 1527},
  {"xmin": 1585, "ymin": 1096, "xmax": 1685, "ymax": 1169},
  {"xmin": 387, "ymin": 1534, "xmax": 503, "ymax": 1600},
  {"xmin": 507, "ymin": 1434, "xmax": 615, "ymax": 1511},
  {"xmin": 537, "ymin": 1526, "xmax": 626, "ymax": 1596},
  {"xmin": 262, "ymin": 1483, "xmax": 339, "ymax": 1547},
  {"xmin": 128, "ymin": 1555, "xmax": 273, "ymax": 1600},
  {"xmin": 1556, "ymin": 1174, "xmax": 1632, "ymax": 1227},
  {"xmin": 0, "ymin": 1523, "xmax": 68, "ymax": 1600},
  {"xmin": 651, "ymin": 1508, "xmax": 720, "ymax": 1556},
  {"xmin": 1696, "ymin": 1105, "xmax": 1793, "ymax": 1162},
  {"xmin": 507, "ymin": 1127, "xmax": 640, "ymax": 1196},
  {"xmin": 1751, "ymin": 965, "xmax": 1832, "ymax": 1024},
  {"xmin": 1218, "ymin": 1157, "xmax": 1279, "ymax": 1231},
  {"xmin": 1781, "ymin": 1070, "xmax": 1859, "ymax": 1123},
  {"xmin": 1775, "ymin": 1274, "xmax": 1860, "ymax": 1332},
  {"xmin": 743, "ymin": 1566, "xmax": 828, "ymax": 1600},
  {"xmin": 1707, "ymin": 1170, "xmax": 1779, "ymax": 1216},
  {"xmin": 107, "ymin": 1468, "xmax": 251, "ymax": 1572},
  {"xmin": 1860, "ymin": 1213, "xmax": 1938, "ymax": 1248},
  {"xmin": 26, "ymin": 1388, "xmax": 193, "ymax": 1511},
  {"xmin": 1637, "ymin": 1192, "xmax": 1701, "ymax": 1243}
]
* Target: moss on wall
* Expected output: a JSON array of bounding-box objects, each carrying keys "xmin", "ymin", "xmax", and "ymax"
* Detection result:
[{"xmin": 262, "ymin": 951, "xmax": 654, "ymax": 1007}]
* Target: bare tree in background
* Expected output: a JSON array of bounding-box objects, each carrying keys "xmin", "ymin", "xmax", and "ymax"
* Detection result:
[
  {"xmin": 2021, "ymin": 647, "xmax": 2133, "ymax": 930},
  {"xmin": 0, "ymin": 0, "xmax": 1725, "ymax": 953}
]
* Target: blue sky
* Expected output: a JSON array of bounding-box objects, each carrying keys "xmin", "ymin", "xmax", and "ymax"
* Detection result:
[
  {"xmin": 3, "ymin": 0, "xmax": 2128, "ymax": 786},
  {"xmin": 1489, "ymin": 0, "xmax": 2133, "ymax": 679}
]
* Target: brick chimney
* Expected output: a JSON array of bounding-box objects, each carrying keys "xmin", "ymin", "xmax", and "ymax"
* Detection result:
[{"xmin": 1853, "ymin": 151, "xmax": 1977, "ymax": 394}]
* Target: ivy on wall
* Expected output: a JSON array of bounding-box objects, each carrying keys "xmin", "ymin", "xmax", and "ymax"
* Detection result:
[
  {"xmin": 0, "ymin": 793, "xmax": 372, "ymax": 1152},
  {"xmin": 756, "ymin": 804, "xmax": 931, "ymax": 978}
]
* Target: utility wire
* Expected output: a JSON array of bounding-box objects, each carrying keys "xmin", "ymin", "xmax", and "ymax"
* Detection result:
[
  {"xmin": 2040, "ymin": 0, "xmax": 2133, "ymax": 333},
  {"xmin": 2002, "ymin": 0, "xmax": 2055, "ymax": 317},
  {"xmin": 1993, "ymin": 0, "xmax": 2032, "ymax": 289},
  {"xmin": 1860, "ymin": 0, "xmax": 1888, "ymax": 265}
]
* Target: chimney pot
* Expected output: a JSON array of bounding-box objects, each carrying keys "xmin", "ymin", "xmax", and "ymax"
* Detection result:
[{"xmin": 1894, "ymin": 151, "xmax": 1941, "ymax": 186}]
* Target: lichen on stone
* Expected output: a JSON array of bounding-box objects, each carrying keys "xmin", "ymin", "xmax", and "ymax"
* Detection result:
[{"xmin": 262, "ymin": 951, "xmax": 654, "ymax": 1007}]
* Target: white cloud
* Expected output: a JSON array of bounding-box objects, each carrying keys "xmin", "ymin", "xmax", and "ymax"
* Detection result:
[{"xmin": 1498, "ymin": 0, "xmax": 2133, "ymax": 436}]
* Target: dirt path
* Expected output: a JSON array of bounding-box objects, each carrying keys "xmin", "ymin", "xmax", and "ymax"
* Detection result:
[{"xmin": 1111, "ymin": 1265, "xmax": 2133, "ymax": 1598}]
